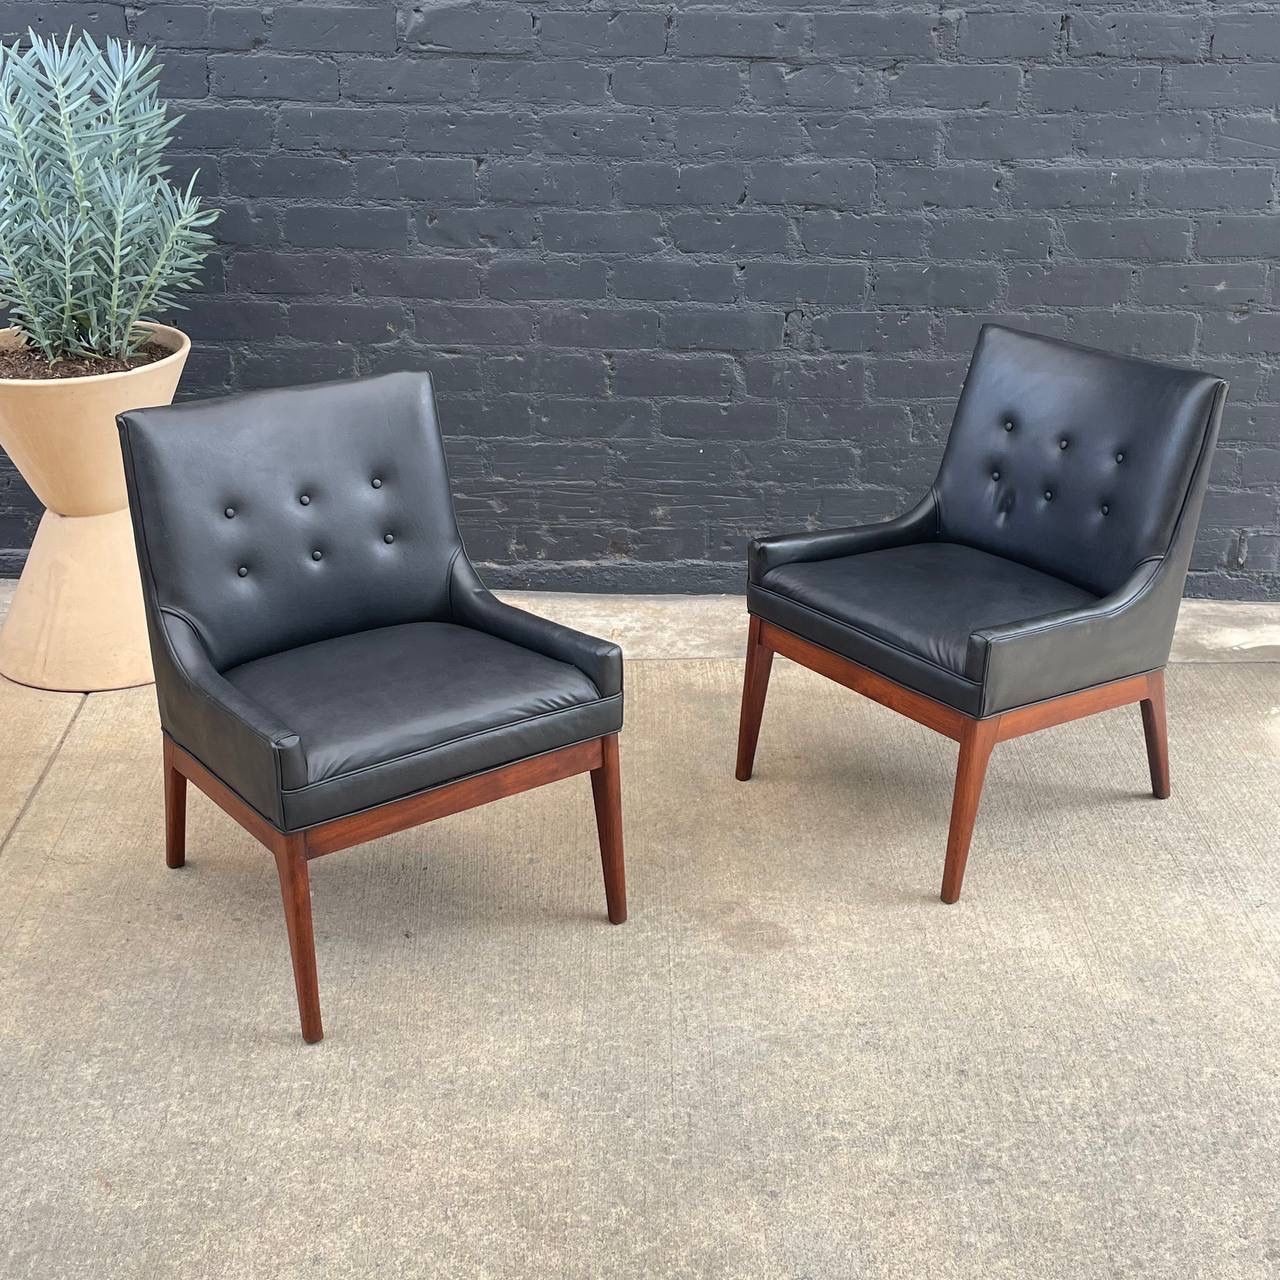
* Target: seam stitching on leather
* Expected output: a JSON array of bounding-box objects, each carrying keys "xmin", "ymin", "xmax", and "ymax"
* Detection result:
[
  {"xmin": 285, "ymin": 730, "xmax": 612, "ymax": 828},
  {"xmin": 121, "ymin": 422, "xmax": 288, "ymax": 822},
  {"xmin": 981, "ymin": 557, "xmax": 1164, "ymax": 654},
  {"xmin": 975, "ymin": 558, "xmax": 1166, "ymax": 715},
  {"xmin": 469, "ymin": 589, "xmax": 615, "ymax": 699},
  {"xmin": 982, "ymin": 666, "xmax": 1164, "ymax": 721},
  {"xmin": 280, "ymin": 692, "xmax": 624, "ymax": 794},
  {"xmin": 1159, "ymin": 381, "xmax": 1225, "ymax": 565},
  {"xmin": 755, "ymin": 494, "xmax": 937, "ymax": 582},
  {"xmin": 445, "ymin": 544, "xmax": 462, "ymax": 620},
  {"xmin": 158, "ymin": 611, "xmax": 297, "ymax": 807},
  {"xmin": 749, "ymin": 585, "xmax": 980, "ymax": 686},
  {"xmin": 158, "ymin": 607, "xmax": 298, "ymax": 752},
  {"xmin": 512, "ymin": 598, "xmax": 616, "ymax": 700}
]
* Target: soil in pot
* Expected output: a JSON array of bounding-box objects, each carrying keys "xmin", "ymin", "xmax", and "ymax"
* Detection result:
[{"xmin": 0, "ymin": 340, "xmax": 172, "ymax": 380}]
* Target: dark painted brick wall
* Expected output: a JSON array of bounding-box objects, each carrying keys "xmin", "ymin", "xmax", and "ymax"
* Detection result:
[{"xmin": 2, "ymin": 1, "xmax": 1279, "ymax": 597}]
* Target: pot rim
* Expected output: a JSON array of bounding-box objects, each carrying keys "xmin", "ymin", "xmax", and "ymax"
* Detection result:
[{"xmin": 0, "ymin": 321, "xmax": 190, "ymax": 388}]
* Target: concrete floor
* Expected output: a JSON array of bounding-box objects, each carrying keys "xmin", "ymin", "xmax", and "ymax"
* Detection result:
[{"xmin": 0, "ymin": 585, "xmax": 1277, "ymax": 1278}]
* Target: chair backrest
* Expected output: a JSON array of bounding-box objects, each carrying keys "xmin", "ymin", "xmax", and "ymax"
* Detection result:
[
  {"xmin": 934, "ymin": 325, "xmax": 1224, "ymax": 596},
  {"xmin": 119, "ymin": 372, "xmax": 462, "ymax": 671}
]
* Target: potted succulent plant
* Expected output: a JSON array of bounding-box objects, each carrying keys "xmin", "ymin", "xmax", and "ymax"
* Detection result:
[{"xmin": 0, "ymin": 30, "xmax": 216, "ymax": 691}]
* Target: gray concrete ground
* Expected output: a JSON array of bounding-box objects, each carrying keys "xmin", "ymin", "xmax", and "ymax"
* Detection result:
[{"xmin": 0, "ymin": 585, "xmax": 1277, "ymax": 1278}]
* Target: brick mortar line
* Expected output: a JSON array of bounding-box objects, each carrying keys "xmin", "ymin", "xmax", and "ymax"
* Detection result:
[{"xmin": 0, "ymin": 3, "xmax": 1276, "ymax": 594}]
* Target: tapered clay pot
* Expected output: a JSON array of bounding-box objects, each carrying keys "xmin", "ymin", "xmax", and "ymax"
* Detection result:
[{"xmin": 0, "ymin": 322, "xmax": 189, "ymax": 691}]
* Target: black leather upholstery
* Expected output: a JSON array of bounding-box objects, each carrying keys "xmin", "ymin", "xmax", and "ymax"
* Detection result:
[
  {"xmin": 225, "ymin": 622, "xmax": 616, "ymax": 829},
  {"xmin": 760, "ymin": 543, "xmax": 1096, "ymax": 716},
  {"xmin": 749, "ymin": 325, "xmax": 1227, "ymax": 717},
  {"xmin": 119, "ymin": 372, "xmax": 623, "ymax": 831}
]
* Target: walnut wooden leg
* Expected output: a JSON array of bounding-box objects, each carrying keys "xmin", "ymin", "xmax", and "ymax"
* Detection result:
[
  {"xmin": 590, "ymin": 733, "xmax": 627, "ymax": 925},
  {"xmin": 735, "ymin": 615, "xmax": 775, "ymax": 782},
  {"xmin": 1140, "ymin": 669, "xmax": 1171, "ymax": 800},
  {"xmin": 163, "ymin": 737, "xmax": 186, "ymax": 869},
  {"xmin": 273, "ymin": 835, "xmax": 323, "ymax": 1043},
  {"xmin": 940, "ymin": 718, "xmax": 1000, "ymax": 905}
]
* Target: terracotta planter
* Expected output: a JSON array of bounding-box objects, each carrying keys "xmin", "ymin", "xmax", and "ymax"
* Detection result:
[{"xmin": 0, "ymin": 323, "xmax": 190, "ymax": 691}]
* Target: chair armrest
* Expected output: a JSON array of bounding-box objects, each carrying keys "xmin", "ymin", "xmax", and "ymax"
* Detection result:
[
  {"xmin": 448, "ymin": 555, "xmax": 623, "ymax": 699},
  {"xmin": 967, "ymin": 558, "xmax": 1181, "ymax": 716},
  {"xmin": 748, "ymin": 490, "xmax": 939, "ymax": 585},
  {"xmin": 155, "ymin": 610, "xmax": 306, "ymax": 824}
]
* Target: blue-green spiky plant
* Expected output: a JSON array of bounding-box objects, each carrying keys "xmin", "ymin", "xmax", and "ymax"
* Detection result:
[{"xmin": 0, "ymin": 29, "xmax": 217, "ymax": 363}]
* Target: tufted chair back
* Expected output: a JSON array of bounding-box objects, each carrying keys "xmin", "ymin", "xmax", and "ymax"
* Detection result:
[
  {"xmin": 119, "ymin": 372, "xmax": 461, "ymax": 671},
  {"xmin": 935, "ymin": 325, "xmax": 1223, "ymax": 597}
]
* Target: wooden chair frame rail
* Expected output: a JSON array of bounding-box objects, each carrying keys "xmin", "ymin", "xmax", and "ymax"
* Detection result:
[
  {"xmin": 163, "ymin": 732, "xmax": 627, "ymax": 1044},
  {"xmin": 735, "ymin": 615, "xmax": 1170, "ymax": 905}
]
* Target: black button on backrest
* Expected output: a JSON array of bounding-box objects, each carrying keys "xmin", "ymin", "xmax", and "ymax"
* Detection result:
[
  {"xmin": 933, "ymin": 325, "xmax": 1222, "ymax": 605},
  {"xmin": 119, "ymin": 371, "xmax": 473, "ymax": 677},
  {"xmin": 312, "ymin": 550, "xmax": 323, "ymax": 561}
]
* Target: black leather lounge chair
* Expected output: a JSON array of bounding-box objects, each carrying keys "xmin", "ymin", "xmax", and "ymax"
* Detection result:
[
  {"xmin": 736, "ymin": 324, "xmax": 1227, "ymax": 903},
  {"xmin": 118, "ymin": 373, "xmax": 626, "ymax": 1043}
]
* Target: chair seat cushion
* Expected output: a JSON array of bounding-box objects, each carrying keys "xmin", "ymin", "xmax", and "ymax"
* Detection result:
[
  {"xmin": 750, "ymin": 542, "xmax": 1097, "ymax": 714},
  {"xmin": 224, "ymin": 621, "xmax": 622, "ymax": 829}
]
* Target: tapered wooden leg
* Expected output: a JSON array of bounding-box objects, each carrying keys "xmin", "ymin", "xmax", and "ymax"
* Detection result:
[
  {"xmin": 273, "ymin": 835, "xmax": 323, "ymax": 1043},
  {"xmin": 163, "ymin": 737, "xmax": 186, "ymax": 869},
  {"xmin": 590, "ymin": 733, "xmax": 627, "ymax": 925},
  {"xmin": 735, "ymin": 615, "xmax": 775, "ymax": 781},
  {"xmin": 1140, "ymin": 669, "xmax": 1171, "ymax": 800},
  {"xmin": 940, "ymin": 718, "xmax": 1000, "ymax": 905}
]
